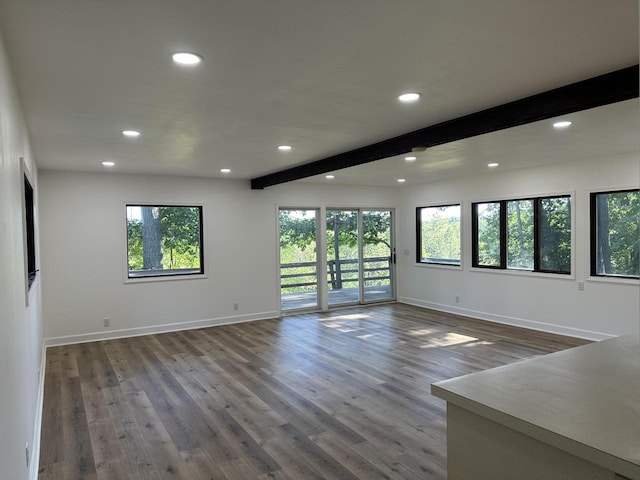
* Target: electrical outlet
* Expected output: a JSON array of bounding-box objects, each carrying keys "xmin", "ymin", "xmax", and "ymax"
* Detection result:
[
  {"xmin": 103, "ymin": 317, "xmax": 110, "ymax": 327},
  {"xmin": 25, "ymin": 443, "xmax": 29, "ymax": 467},
  {"xmin": 233, "ymin": 302, "xmax": 239, "ymax": 311},
  {"xmin": 455, "ymin": 295, "xmax": 460, "ymax": 303},
  {"xmin": 577, "ymin": 281, "xmax": 585, "ymax": 291}
]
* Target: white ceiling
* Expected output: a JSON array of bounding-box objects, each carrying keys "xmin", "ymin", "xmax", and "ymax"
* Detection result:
[
  {"xmin": 304, "ymin": 98, "xmax": 640, "ymax": 186},
  {"xmin": 0, "ymin": 0, "xmax": 637, "ymax": 186}
]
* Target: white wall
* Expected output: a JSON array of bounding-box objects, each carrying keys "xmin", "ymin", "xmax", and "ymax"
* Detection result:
[
  {"xmin": 396, "ymin": 153, "xmax": 640, "ymax": 340},
  {"xmin": 39, "ymin": 171, "xmax": 398, "ymax": 343},
  {"xmin": 40, "ymin": 153, "xmax": 639, "ymax": 345},
  {"xmin": 0, "ymin": 28, "xmax": 44, "ymax": 480}
]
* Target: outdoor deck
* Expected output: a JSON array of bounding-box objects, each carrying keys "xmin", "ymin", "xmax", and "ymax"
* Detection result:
[{"xmin": 281, "ymin": 285, "xmax": 394, "ymax": 311}]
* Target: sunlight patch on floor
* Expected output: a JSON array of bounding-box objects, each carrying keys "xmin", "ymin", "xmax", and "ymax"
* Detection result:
[
  {"xmin": 357, "ymin": 333, "xmax": 379, "ymax": 340},
  {"xmin": 408, "ymin": 328, "xmax": 436, "ymax": 336},
  {"xmin": 462, "ymin": 340, "xmax": 494, "ymax": 347},
  {"xmin": 320, "ymin": 313, "xmax": 372, "ymax": 332},
  {"xmin": 320, "ymin": 313, "xmax": 371, "ymax": 322},
  {"xmin": 419, "ymin": 332, "xmax": 478, "ymax": 349},
  {"xmin": 332, "ymin": 325, "xmax": 365, "ymax": 332}
]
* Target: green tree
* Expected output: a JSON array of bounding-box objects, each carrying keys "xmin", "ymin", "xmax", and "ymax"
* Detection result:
[
  {"xmin": 325, "ymin": 211, "xmax": 392, "ymax": 289},
  {"xmin": 141, "ymin": 206, "xmax": 163, "ymax": 270},
  {"xmin": 279, "ymin": 210, "xmax": 392, "ymax": 292},
  {"xmin": 279, "ymin": 210, "xmax": 318, "ymax": 294},
  {"xmin": 420, "ymin": 206, "xmax": 460, "ymax": 263},
  {"xmin": 160, "ymin": 207, "xmax": 201, "ymax": 269},
  {"xmin": 279, "ymin": 210, "xmax": 317, "ymax": 250},
  {"xmin": 539, "ymin": 197, "xmax": 571, "ymax": 273},
  {"xmin": 127, "ymin": 218, "xmax": 143, "ymax": 270},
  {"xmin": 597, "ymin": 191, "xmax": 639, "ymax": 276},
  {"xmin": 477, "ymin": 202, "xmax": 501, "ymax": 266},
  {"xmin": 280, "ymin": 210, "xmax": 391, "ymax": 251},
  {"xmin": 507, "ymin": 200, "xmax": 533, "ymax": 269},
  {"xmin": 127, "ymin": 206, "xmax": 201, "ymax": 272}
]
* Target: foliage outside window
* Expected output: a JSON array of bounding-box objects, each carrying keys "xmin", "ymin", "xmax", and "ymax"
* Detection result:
[
  {"xmin": 416, "ymin": 204, "xmax": 461, "ymax": 266},
  {"xmin": 361, "ymin": 210, "xmax": 393, "ymax": 289},
  {"xmin": 475, "ymin": 202, "xmax": 502, "ymax": 267},
  {"xmin": 279, "ymin": 209, "xmax": 392, "ymax": 293},
  {"xmin": 507, "ymin": 200, "xmax": 534, "ymax": 269},
  {"xmin": 326, "ymin": 210, "xmax": 361, "ymax": 290},
  {"xmin": 472, "ymin": 195, "xmax": 571, "ymax": 274},
  {"xmin": 324, "ymin": 210, "xmax": 392, "ymax": 289},
  {"xmin": 279, "ymin": 209, "xmax": 319, "ymax": 294},
  {"xmin": 591, "ymin": 189, "xmax": 639, "ymax": 278},
  {"xmin": 538, "ymin": 197, "xmax": 572, "ymax": 273},
  {"xmin": 127, "ymin": 205, "xmax": 203, "ymax": 278}
]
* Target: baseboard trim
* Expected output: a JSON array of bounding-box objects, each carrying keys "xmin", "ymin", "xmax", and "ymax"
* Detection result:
[
  {"xmin": 398, "ymin": 297, "xmax": 614, "ymax": 341},
  {"xmin": 44, "ymin": 311, "xmax": 280, "ymax": 347},
  {"xmin": 29, "ymin": 341, "xmax": 47, "ymax": 480}
]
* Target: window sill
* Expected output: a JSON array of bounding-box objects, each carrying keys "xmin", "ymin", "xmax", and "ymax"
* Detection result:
[
  {"xmin": 587, "ymin": 275, "xmax": 639, "ymax": 286},
  {"xmin": 415, "ymin": 262, "xmax": 463, "ymax": 271},
  {"xmin": 469, "ymin": 267, "xmax": 574, "ymax": 280},
  {"xmin": 125, "ymin": 273, "xmax": 207, "ymax": 284}
]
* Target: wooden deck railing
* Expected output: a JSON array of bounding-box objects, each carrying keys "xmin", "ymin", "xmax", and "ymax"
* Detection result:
[{"xmin": 280, "ymin": 256, "xmax": 391, "ymax": 291}]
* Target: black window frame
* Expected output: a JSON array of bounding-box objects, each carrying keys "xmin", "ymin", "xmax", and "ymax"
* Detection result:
[
  {"xmin": 126, "ymin": 204, "xmax": 205, "ymax": 279},
  {"xmin": 415, "ymin": 203, "xmax": 462, "ymax": 266},
  {"xmin": 471, "ymin": 201, "xmax": 505, "ymax": 270},
  {"xmin": 590, "ymin": 189, "xmax": 640, "ymax": 279},
  {"xmin": 472, "ymin": 195, "xmax": 572, "ymax": 275}
]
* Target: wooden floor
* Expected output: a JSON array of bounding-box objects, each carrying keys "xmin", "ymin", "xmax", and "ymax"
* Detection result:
[{"xmin": 39, "ymin": 304, "xmax": 588, "ymax": 480}]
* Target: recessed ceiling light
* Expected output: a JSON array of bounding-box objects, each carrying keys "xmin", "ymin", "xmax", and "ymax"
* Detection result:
[
  {"xmin": 488, "ymin": 163, "xmax": 499, "ymax": 168},
  {"xmin": 553, "ymin": 120, "xmax": 572, "ymax": 129},
  {"xmin": 398, "ymin": 92, "xmax": 421, "ymax": 103},
  {"xmin": 325, "ymin": 175, "xmax": 335, "ymax": 180},
  {"xmin": 278, "ymin": 145, "xmax": 292, "ymax": 151},
  {"xmin": 397, "ymin": 178, "xmax": 406, "ymax": 183},
  {"xmin": 172, "ymin": 52, "xmax": 203, "ymax": 65},
  {"xmin": 102, "ymin": 161, "xmax": 115, "ymax": 167},
  {"xmin": 122, "ymin": 130, "xmax": 140, "ymax": 137},
  {"xmin": 220, "ymin": 168, "xmax": 231, "ymax": 174},
  {"xmin": 405, "ymin": 156, "xmax": 417, "ymax": 162}
]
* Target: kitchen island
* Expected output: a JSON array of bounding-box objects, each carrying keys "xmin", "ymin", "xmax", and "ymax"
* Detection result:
[{"xmin": 432, "ymin": 334, "xmax": 640, "ymax": 480}]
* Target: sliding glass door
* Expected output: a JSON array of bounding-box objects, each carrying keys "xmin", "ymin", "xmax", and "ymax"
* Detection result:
[
  {"xmin": 326, "ymin": 210, "xmax": 360, "ymax": 306},
  {"xmin": 326, "ymin": 208, "xmax": 394, "ymax": 306},
  {"xmin": 362, "ymin": 210, "xmax": 394, "ymax": 303},
  {"xmin": 279, "ymin": 207, "xmax": 394, "ymax": 311},
  {"xmin": 279, "ymin": 209, "xmax": 319, "ymax": 311}
]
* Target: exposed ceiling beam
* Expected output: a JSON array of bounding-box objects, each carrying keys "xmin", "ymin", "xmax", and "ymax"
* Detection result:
[{"xmin": 251, "ymin": 65, "xmax": 639, "ymax": 189}]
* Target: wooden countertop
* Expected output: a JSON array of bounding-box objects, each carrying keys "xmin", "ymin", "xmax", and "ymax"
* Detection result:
[{"xmin": 432, "ymin": 334, "xmax": 640, "ymax": 479}]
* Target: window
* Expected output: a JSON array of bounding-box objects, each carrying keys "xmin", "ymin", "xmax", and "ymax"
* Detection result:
[
  {"xmin": 507, "ymin": 199, "xmax": 534, "ymax": 269},
  {"xmin": 538, "ymin": 197, "xmax": 572, "ymax": 273},
  {"xmin": 591, "ymin": 189, "xmax": 639, "ymax": 278},
  {"xmin": 126, "ymin": 205, "xmax": 203, "ymax": 278},
  {"xmin": 416, "ymin": 204, "xmax": 461, "ymax": 266},
  {"xmin": 472, "ymin": 195, "xmax": 571, "ymax": 274},
  {"xmin": 23, "ymin": 174, "xmax": 37, "ymax": 289},
  {"xmin": 475, "ymin": 202, "xmax": 502, "ymax": 268}
]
